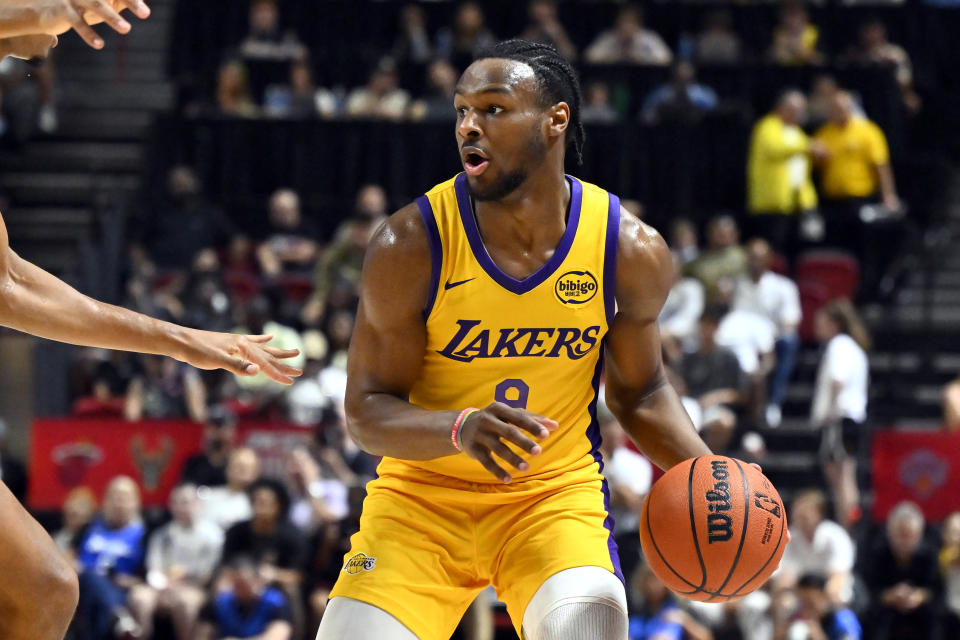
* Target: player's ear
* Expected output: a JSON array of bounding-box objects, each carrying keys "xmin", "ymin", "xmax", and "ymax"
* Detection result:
[{"xmin": 546, "ymin": 102, "xmax": 570, "ymax": 140}]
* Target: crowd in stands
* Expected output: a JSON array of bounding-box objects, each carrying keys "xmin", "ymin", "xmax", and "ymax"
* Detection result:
[{"xmin": 0, "ymin": 0, "xmax": 955, "ymax": 639}]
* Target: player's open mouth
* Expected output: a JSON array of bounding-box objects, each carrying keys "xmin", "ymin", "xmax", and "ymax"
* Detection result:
[{"xmin": 462, "ymin": 149, "xmax": 490, "ymax": 177}]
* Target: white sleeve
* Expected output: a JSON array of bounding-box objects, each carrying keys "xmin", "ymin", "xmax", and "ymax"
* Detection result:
[
  {"xmin": 779, "ymin": 279, "xmax": 802, "ymax": 328},
  {"xmin": 824, "ymin": 525, "xmax": 855, "ymax": 574}
]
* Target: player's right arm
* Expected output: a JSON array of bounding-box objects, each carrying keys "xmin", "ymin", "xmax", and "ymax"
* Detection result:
[
  {"xmin": 344, "ymin": 203, "xmax": 555, "ymax": 482},
  {"xmin": 0, "ymin": 212, "xmax": 302, "ymax": 384}
]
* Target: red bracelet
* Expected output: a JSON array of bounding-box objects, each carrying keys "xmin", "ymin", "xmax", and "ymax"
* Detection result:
[{"xmin": 451, "ymin": 407, "xmax": 478, "ymax": 452}]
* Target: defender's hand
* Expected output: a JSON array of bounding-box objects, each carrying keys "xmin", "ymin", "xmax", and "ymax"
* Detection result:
[
  {"xmin": 459, "ymin": 402, "xmax": 558, "ymax": 484},
  {"xmin": 177, "ymin": 331, "xmax": 303, "ymax": 385},
  {"xmin": 34, "ymin": 0, "xmax": 150, "ymax": 49}
]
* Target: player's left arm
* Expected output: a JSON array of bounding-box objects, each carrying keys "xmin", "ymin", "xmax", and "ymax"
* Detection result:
[{"xmin": 604, "ymin": 208, "xmax": 712, "ymax": 470}]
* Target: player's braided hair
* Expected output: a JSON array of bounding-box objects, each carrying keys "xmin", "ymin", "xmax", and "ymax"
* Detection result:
[{"xmin": 475, "ymin": 39, "xmax": 586, "ymax": 165}]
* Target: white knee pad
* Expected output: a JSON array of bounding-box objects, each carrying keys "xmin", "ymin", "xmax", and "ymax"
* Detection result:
[
  {"xmin": 316, "ymin": 597, "xmax": 420, "ymax": 640},
  {"xmin": 521, "ymin": 566, "xmax": 628, "ymax": 640}
]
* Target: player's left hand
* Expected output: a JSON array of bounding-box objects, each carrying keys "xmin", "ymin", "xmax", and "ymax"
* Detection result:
[
  {"xmin": 176, "ymin": 330, "xmax": 303, "ymax": 385},
  {"xmin": 33, "ymin": 0, "xmax": 151, "ymax": 50}
]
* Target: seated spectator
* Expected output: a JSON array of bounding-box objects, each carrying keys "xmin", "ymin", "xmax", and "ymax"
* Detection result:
[
  {"xmin": 519, "ymin": 0, "xmax": 578, "ymax": 60},
  {"xmin": 286, "ymin": 446, "xmax": 350, "ymax": 535},
  {"xmin": 944, "ymin": 377, "xmax": 960, "ymax": 430},
  {"xmin": 435, "ymin": 2, "xmax": 496, "ymax": 69},
  {"xmin": 861, "ymin": 501, "xmax": 943, "ymax": 640},
  {"xmin": 777, "ymin": 489, "xmax": 856, "ymax": 605},
  {"xmin": 585, "ymin": 5, "xmax": 672, "ymax": 65},
  {"xmin": 580, "ymin": 81, "xmax": 618, "ymax": 124},
  {"xmin": 409, "ymin": 59, "xmax": 458, "ymax": 122},
  {"xmin": 715, "ymin": 307, "xmax": 776, "ymax": 422},
  {"xmin": 181, "ymin": 405, "xmax": 237, "ymax": 488},
  {"xmin": 220, "ymin": 479, "xmax": 306, "ymax": 603},
  {"xmin": 0, "ymin": 417, "xmax": 26, "ymax": 502},
  {"xmin": 670, "ymin": 218, "xmax": 699, "ymax": 265},
  {"xmin": 746, "ymin": 90, "xmax": 824, "ymax": 258},
  {"xmin": 196, "ymin": 555, "xmax": 292, "ymax": 640},
  {"xmin": 178, "ymin": 250, "xmax": 235, "ymax": 332},
  {"xmin": 256, "ymin": 188, "xmax": 319, "ymax": 278},
  {"xmin": 941, "ymin": 511, "xmax": 960, "ymax": 634},
  {"xmin": 53, "ymin": 487, "xmax": 97, "ymax": 552},
  {"xmin": 132, "ymin": 165, "xmax": 234, "ymax": 272},
  {"xmin": 678, "ymin": 307, "xmax": 746, "ymax": 453},
  {"xmin": 234, "ymin": 296, "xmax": 306, "ymax": 404},
  {"xmin": 812, "ymin": 300, "xmax": 870, "ymax": 530},
  {"xmin": 696, "ymin": 9, "xmax": 741, "ymax": 65},
  {"xmin": 780, "ymin": 573, "xmax": 862, "ymax": 640},
  {"xmin": 392, "ymin": 4, "xmax": 433, "ymax": 64},
  {"xmin": 344, "ymin": 58, "xmax": 410, "ymax": 121},
  {"xmin": 732, "ymin": 238, "xmax": 802, "ymax": 427},
  {"xmin": 124, "ymin": 354, "xmax": 206, "ymax": 423},
  {"xmin": 264, "ymin": 58, "xmax": 338, "ymax": 120},
  {"xmin": 73, "ymin": 476, "xmax": 145, "ymax": 640},
  {"xmin": 684, "ymin": 215, "xmax": 748, "ymax": 304},
  {"xmin": 128, "ymin": 485, "xmax": 224, "ymax": 640},
  {"xmin": 770, "ymin": 2, "xmax": 823, "ymax": 66},
  {"xmin": 198, "ymin": 447, "xmax": 259, "ymax": 531},
  {"xmin": 238, "ymin": 0, "xmax": 306, "ymax": 62},
  {"xmin": 629, "ymin": 563, "xmax": 712, "ymax": 640},
  {"xmin": 846, "ymin": 17, "xmax": 920, "ymax": 113},
  {"xmin": 659, "ymin": 255, "xmax": 705, "ymax": 362},
  {"xmin": 303, "ymin": 185, "xmax": 388, "ymax": 326},
  {"xmin": 640, "ymin": 61, "xmax": 717, "ymax": 125},
  {"xmin": 598, "ymin": 403, "xmax": 652, "ymax": 589},
  {"xmin": 215, "ymin": 59, "xmax": 259, "ymax": 119}
]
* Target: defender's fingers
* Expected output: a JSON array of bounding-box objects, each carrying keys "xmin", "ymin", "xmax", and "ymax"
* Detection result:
[
  {"xmin": 81, "ymin": 0, "xmax": 131, "ymax": 33},
  {"xmin": 246, "ymin": 334, "xmax": 275, "ymax": 343},
  {"xmin": 65, "ymin": 5, "xmax": 103, "ymax": 48},
  {"xmin": 117, "ymin": 0, "xmax": 151, "ymax": 19},
  {"xmin": 261, "ymin": 346, "xmax": 301, "ymax": 359}
]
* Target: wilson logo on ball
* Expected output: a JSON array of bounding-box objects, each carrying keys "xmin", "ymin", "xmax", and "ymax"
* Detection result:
[
  {"xmin": 705, "ymin": 459, "xmax": 733, "ymax": 543},
  {"xmin": 554, "ymin": 270, "xmax": 598, "ymax": 305}
]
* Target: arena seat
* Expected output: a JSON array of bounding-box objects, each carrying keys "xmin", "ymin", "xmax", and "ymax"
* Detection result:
[{"xmin": 794, "ymin": 250, "xmax": 860, "ymax": 299}]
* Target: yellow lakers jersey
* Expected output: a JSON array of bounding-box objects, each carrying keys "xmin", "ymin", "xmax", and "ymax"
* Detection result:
[{"xmin": 377, "ymin": 173, "xmax": 620, "ymax": 484}]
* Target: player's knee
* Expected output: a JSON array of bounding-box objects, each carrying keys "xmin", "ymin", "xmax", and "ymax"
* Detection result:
[{"xmin": 522, "ymin": 567, "xmax": 628, "ymax": 640}]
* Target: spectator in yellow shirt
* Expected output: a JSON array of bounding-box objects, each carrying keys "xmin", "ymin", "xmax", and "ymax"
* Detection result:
[
  {"xmin": 746, "ymin": 90, "xmax": 826, "ymax": 258},
  {"xmin": 770, "ymin": 2, "xmax": 823, "ymax": 66},
  {"xmin": 815, "ymin": 90, "xmax": 902, "ymax": 298}
]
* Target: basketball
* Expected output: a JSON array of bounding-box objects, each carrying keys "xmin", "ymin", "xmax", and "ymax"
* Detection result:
[{"xmin": 639, "ymin": 455, "xmax": 788, "ymax": 602}]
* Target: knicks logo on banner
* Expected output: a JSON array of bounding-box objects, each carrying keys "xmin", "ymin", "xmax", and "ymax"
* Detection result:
[
  {"xmin": 343, "ymin": 553, "xmax": 377, "ymax": 575},
  {"xmin": 555, "ymin": 270, "xmax": 598, "ymax": 306}
]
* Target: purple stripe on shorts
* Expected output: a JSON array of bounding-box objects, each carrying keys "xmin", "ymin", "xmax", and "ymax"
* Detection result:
[
  {"xmin": 415, "ymin": 194, "xmax": 442, "ymax": 320},
  {"xmin": 586, "ymin": 348, "xmax": 624, "ymax": 583}
]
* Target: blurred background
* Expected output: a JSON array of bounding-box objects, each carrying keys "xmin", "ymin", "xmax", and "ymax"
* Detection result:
[{"xmin": 1, "ymin": 0, "xmax": 959, "ymax": 639}]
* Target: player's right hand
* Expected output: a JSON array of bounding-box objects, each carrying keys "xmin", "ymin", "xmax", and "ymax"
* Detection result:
[
  {"xmin": 32, "ymin": 0, "xmax": 150, "ymax": 50},
  {"xmin": 458, "ymin": 402, "xmax": 558, "ymax": 484}
]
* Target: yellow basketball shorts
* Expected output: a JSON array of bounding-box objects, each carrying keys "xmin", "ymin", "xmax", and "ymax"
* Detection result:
[{"xmin": 328, "ymin": 465, "xmax": 623, "ymax": 640}]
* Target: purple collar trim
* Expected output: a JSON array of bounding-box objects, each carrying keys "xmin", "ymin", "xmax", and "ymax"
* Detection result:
[{"xmin": 454, "ymin": 172, "xmax": 583, "ymax": 295}]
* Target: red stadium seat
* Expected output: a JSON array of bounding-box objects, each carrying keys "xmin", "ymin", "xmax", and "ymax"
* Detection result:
[
  {"xmin": 794, "ymin": 250, "xmax": 860, "ymax": 300},
  {"xmin": 224, "ymin": 270, "xmax": 262, "ymax": 302},
  {"xmin": 71, "ymin": 396, "xmax": 124, "ymax": 418},
  {"xmin": 797, "ymin": 278, "xmax": 832, "ymax": 342},
  {"xmin": 271, "ymin": 273, "xmax": 315, "ymax": 302}
]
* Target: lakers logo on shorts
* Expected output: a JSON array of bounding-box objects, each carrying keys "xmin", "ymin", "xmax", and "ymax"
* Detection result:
[
  {"xmin": 343, "ymin": 553, "xmax": 377, "ymax": 575},
  {"xmin": 554, "ymin": 270, "xmax": 598, "ymax": 306}
]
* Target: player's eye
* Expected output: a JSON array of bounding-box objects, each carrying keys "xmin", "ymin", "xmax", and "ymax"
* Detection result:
[
  {"xmin": 455, "ymin": 106, "xmax": 467, "ymax": 118},
  {"xmin": 487, "ymin": 105, "xmax": 503, "ymax": 115}
]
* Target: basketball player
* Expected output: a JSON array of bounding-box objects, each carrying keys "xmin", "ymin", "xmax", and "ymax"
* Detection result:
[
  {"xmin": 0, "ymin": 6, "xmax": 301, "ymax": 639},
  {"xmin": 316, "ymin": 40, "xmax": 712, "ymax": 640}
]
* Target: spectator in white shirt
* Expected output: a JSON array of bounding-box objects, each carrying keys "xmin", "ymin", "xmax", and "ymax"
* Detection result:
[
  {"xmin": 584, "ymin": 5, "xmax": 672, "ymax": 65},
  {"xmin": 344, "ymin": 59, "xmax": 411, "ymax": 121},
  {"xmin": 733, "ymin": 238, "xmax": 802, "ymax": 427},
  {"xmin": 128, "ymin": 485, "xmax": 225, "ymax": 640},
  {"xmin": 812, "ymin": 299, "xmax": 870, "ymax": 530},
  {"xmin": 659, "ymin": 255, "xmax": 705, "ymax": 363},
  {"xmin": 598, "ymin": 402, "xmax": 652, "ymax": 590},
  {"xmin": 198, "ymin": 447, "xmax": 259, "ymax": 531},
  {"xmin": 777, "ymin": 489, "xmax": 856, "ymax": 605},
  {"xmin": 716, "ymin": 306, "xmax": 777, "ymax": 426}
]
